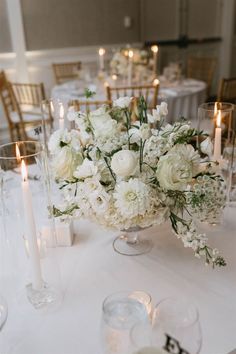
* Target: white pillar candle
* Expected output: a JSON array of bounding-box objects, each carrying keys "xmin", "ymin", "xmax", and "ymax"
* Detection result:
[
  {"xmin": 213, "ymin": 110, "xmax": 222, "ymax": 161},
  {"xmin": 127, "ymin": 50, "xmax": 133, "ymax": 86},
  {"xmin": 151, "ymin": 45, "xmax": 158, "ymax": 76},
  {"xmin": 21, "ymin": 160, "xmax": 43, "ymax": 290},
  {"xmin": 59, "ymin": 103, "xmax": 64, "ymax": 130},
  {"xmin": 98, "ymin": 48, "xmax": 105, "ymax": 71}
]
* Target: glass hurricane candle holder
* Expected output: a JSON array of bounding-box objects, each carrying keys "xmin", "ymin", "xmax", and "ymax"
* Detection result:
[
  {"xmin": 0, "ymin": 141, "xmax": 62, "ymax": 310},
  {"xmin": 197, "ymin": 102, "xmax": 234, "ymax": 159}
]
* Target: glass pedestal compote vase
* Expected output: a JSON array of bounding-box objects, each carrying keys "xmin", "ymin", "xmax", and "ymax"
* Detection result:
[{"xmin": 113, "ymin": 226, "xmax": 153, "ymax": 256}]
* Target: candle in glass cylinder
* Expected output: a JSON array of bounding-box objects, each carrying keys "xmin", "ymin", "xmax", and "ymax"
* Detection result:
[
  {"xmin": 213, "ymin": 110, "xmax": 222, "ymax": 161},
  {"xmin": 128, "ymin": 50, "xmax": 133, "ymax": 86},
  {"xmin": 21, "ymin": 159, "xmax": 43, "ymax": 290},
  {"xmin": 151, "ymin": 45, "xmax": 158, "ymax": 75},
  {"xmin": 59, "ymin": 103, "xmax": 64, "ymax": 130},
  {"xmin": 98, "ymin": 48, "xmax": 105, "ymax": 71}
]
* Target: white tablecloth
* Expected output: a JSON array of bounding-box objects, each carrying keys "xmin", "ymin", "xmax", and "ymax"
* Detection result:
[
  {"xmin": 51, "ymin": 78, "xmax": 206, "ymax": 122},
  {"xmin": 0, "ymin": 173, "xmax": 235, "ymax": 354}
]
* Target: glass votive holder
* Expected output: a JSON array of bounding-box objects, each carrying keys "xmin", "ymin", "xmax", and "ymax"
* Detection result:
[
  {"xmin": 101, "ymin": 291, "xmax": 150, "ymax": 354},
  {"xmin": 197, "ymin": 102, "xmax": 234, "ymax": 160},
  {"xmin": 0, "ymin": 141, "xmax": 62, "ymax": 310}
]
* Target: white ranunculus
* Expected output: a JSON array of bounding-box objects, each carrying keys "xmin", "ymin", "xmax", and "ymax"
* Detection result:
[
  {"xmin": 111, "ymin": 150, "xmax": 138, "ymax": 177},
  {"xmin": 139, "ymin": 123, "xmax": 151, "ymax": 140},
  {"xmin": 89, "ymin": 106, "xmax": 117, "ymax": 138},
  {"xmin": 89, "ymin": 189, "xmax": 110, "ymax": 214},
  {"xmin": 73, "ymin": 158, "xmax": 98, "ymax": 179},
  {"xmin": 114, "ymin": 96, "xmax": 132, "ymax": 108},
  {"xmin": 200, "ymin": 137, "xmax": 213, "ymax": 157},
  {"xmin": 53, "ymin": 146, "xmax": 77, "ymax": 180},
  {"xmin": 156, "ymin": 144, "xmax": 200, "ymax": 191}
]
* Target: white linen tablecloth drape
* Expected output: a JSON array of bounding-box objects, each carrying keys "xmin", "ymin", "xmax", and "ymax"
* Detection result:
[
  {"xmin": 0, "ymin": 182, "xmax": 235, "ymax": 354},
  {"xmin": 51, "ymin": 78, "xmax": 207, "ymax": 123}
]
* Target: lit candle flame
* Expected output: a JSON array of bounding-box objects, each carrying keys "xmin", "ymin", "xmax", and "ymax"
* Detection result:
[
  {"xmin": 21, "ymin": 159, "xmax": 28, "ymax": 182},
  {"xmin": 112, "ymin": 74, "xmax": 117, "ymax": 81},
  {"xmin": 214, "ymin": 102, "xmax": 218, "ymax": 116},
  {"xmin": 151, "ymin": 45, "xmax": 158, "ymax": 53},
  {"xmin": 153, "ymin": 78, "xmax": 159, "ymax": 86},
  {"xmin": 98, "ymin": 48, "xmax": 105, "ymax": 56},
  {"xmin": 216, "ymin": 110, "xmax": 221, "ymax": 128},
  {"xmin": 128, "ymin": 50, "xmax": 133, "ymax": 59},
  {"xmin": 15, "ymin": 143, "xmax": 21, "ymax": 163},
  {"xmin": 59, "ymin": 104, "xmax": 64, "ymax": 119}
]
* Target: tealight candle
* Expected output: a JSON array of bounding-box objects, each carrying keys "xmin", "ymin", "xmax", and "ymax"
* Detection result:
[
  {"xmin": 98, "ymin": 48, "xmax": 105, "ymax": 71},
  {"xmin": 151, "ymin": 45, "xmax": 158, "ymax": 75},
  {"xmin": 21, "ymin": 159, "xmax": 43, "ymax": 290}
]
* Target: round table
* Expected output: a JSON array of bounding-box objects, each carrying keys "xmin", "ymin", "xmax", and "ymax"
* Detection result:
[
  {"xmin": 51, "ymin": 78, "xmax": 207, "ymax": 122},
  {"xmin": 0, "ymin": 171, "xmax": 235, "ymax": 354}
]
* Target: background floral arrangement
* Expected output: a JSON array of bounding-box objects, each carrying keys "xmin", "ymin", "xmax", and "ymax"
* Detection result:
[
  {"xmin": 110, "ymin": 48, "xmax": 150, "ymax": 77},
  {"xmin": 49, "ymin": 96, "xmax": 226, "ymax": 268}
]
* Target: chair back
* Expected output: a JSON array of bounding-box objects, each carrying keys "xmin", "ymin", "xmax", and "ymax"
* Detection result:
[
  {"xmin": 106, "ymin": 84, "xmax": 159, "ymax": 110},
  {"xmin": 11, "ymin": 82, "xmax": 46, "ymax": 112},
  {"xmin": 217, "ymin": 78, "xmax": 236, "ymax": 104},
  {"xmin": 0, "ymin": 71, "xmax": 26, "ymax": 141},
  {"xmin": 69, "ymin": 99, "xmax": 112, "ymax": 113},
  {"xmin": 187, "ymin": 57, "xmax": 216, "ymax": 95},
  {"xmin": 52, "ymin": 62, "xmax": 81, "ymax": 84}
]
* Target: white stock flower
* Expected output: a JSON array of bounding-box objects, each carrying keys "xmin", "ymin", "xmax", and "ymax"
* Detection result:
[
  {"xmin": 140, "ymin": 123, "xmax": 151, "ymax": 140},
  {"xmin": 114, "ymin": 178, "xmax": 151, "ymax": 218},
  {"xmin": 89, "ymin": 106, "xmax": 117, "ymax": 138},
  {"xmin": 200, "ymin": 137, "xmax": 213, "ymax": 157},
  {"xmin": 114, "ymin": 96, "xmax": 132, "ymax": 108},
  {"xmin": 111, "ymin": 150, "xmax": 138, "ymax": 177},
  {"xmin": 151, "ymin": 102, "xmax": 168, "ymax": 123},
  {"xmin": 73, "ymin": 158, "xmax": 98, "ymax": 179},
  {"xmin": 156, "ymin": 144, "xmax": 200, "ymax": 191},
  {"xmin": 52, "ymin": 146, "xmax": 78, "ymax": 180}
]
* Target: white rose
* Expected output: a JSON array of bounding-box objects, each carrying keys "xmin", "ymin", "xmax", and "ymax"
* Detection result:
[
  {"xmin": 156, "ymin": 154, "xmax": 192, "ymax": 191},
  {"xmin": 89, "ymin": 107, "xmax": 117, "ymax": 138},
  {"xmin": 73, "ymin": 158, "xmax": 98, "ymax": 179},
  {"xmin": 140, "ymin": 123, "xmax": 151, "ymax": 140},
  {"xmin": 156, "ymin": 144, "xmax": 199, "ymax": 190},
  {"xmin": 111, "ymin": 150, "xmax": 138, "ymax": 177},
  {"xmin": 114, "ymin": 96, "xmax": 132, "ymax": 108},
  {"xmin": 200, "ymin": 137, "xmax": 213, "ymax": 157},
  {"xmin": 53, "ymin": 147, "xmax": 77, "ymax": 180}
]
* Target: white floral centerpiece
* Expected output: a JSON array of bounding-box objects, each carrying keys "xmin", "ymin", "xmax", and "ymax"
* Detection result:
[
  {"xmin": 110, "ymin": 48, "xmax": 151, "ymax": 77},
  {"xmin": 49, "ymin": 96, "xmax": 226, "ymax": 267}
]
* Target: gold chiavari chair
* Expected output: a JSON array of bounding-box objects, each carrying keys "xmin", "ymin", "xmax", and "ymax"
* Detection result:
[
  {"xmin": 69, "ymin": 99, "xmax": 112, "ymax": 113},
  {"xmin": 217, "ymin": 78, "xmax": 236, "ymax": 104},
  {"xmin": 0, "ymin": 71, "xmax": 26, "ymax": 141},
  {"xmin": 11, "ymin": 82, "xmax": 46, "ymax": 124},
  {"xmin": 106, "ymin": 83, "xmax": 159, "ymax": 110},
  {"xmin": 187, "ymin": 57, "xmax": 216, "ymax": 96},
  {"xmin": 52, "ymin": 62, "xmax": 82, "ymax": 84}
]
